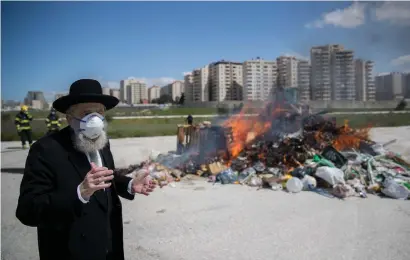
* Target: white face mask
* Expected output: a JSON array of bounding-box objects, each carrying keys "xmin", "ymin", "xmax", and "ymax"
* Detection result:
[{"xmin": 74, "ymin": 112, "xmax": 105, "ymax": 139}]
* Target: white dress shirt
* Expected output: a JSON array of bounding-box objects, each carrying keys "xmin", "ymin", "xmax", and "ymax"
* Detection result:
[{"xmin": 76, "ymin": 150, "xmax": 134, "ymax": 203}]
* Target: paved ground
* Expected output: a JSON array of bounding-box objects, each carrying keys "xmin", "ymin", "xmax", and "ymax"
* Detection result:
[{"xmin": 2, "ymin": 126, "xmax": 410, "ymax": 260}]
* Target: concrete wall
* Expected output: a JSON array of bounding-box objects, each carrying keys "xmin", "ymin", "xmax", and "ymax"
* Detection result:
[{"xmin": 307, "ymin": 100, "xmax": 400, "ymax": 109}]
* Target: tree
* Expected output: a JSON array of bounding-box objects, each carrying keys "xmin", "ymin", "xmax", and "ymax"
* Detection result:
[
  {"xmin": 157, "ymin": 94, "xmax": 173, "ymax": 104},
  {"xmin": 179, "ymin": 93, "xmax": 185, "ymax": 105},
  {"xmin": 395, "ymin": 99, "xmax": 407, "ymax": 111}
]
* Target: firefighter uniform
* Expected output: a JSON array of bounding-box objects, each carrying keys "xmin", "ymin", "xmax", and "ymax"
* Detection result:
[
  {"xmin": 15, "ymin": 105, "xmax": 33, "ymax": 149},
  {"xmin": 45, "ymin": 109, "xmax": 62, "ymax": 134}
]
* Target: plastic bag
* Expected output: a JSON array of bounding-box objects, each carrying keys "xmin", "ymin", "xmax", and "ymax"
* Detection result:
[
  {"xmin": 315, "ymin": 166, "xmax": 345, "ymax": 186},
  {"xmin": 239, "ymin": 167, "xmax": 256, "ymax": 181},
  {"xmin": 248, "ymin": 176, "xmax": 263, "ymax": 187},
  {"xmin": 302, "ymin": 175, "xmax": 317, "ymax": 190},
  {"xmin": 382, "ymin": 178, "xmax": 410, "ymax": 200},
  {"xmin": 332, "ymin": 184, "xmax": 356, "ymax": 198},
  {"xmin": 149, "ymin": 150, "xmax": 161, "ymax": 161},
  {"xmin": 286, "ymin": 177, "xmax": 303, "ymax": 193},
  {"xmin": 217, "ymin": 168, "xmax": 238, "ymax": 184},
  {"xmin": 253, "ymin": 161, "xmax": 266, "ymax": 172}
]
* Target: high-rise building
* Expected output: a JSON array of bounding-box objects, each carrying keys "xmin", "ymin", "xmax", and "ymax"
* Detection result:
[
  {"xmin": 148, "ymin": 86, "xmax": 161, "ymax": 102},
  {"xmin": 209, "ymin": 60, "xmax": 243, "ymax": 101},
  {"xmin": 310, "ymin": 44, "xmax": 344, "ymax": 101},
  {"xmin": 375, "ymin": 72, "xmax": 405, "ymax": 101},
  {"xmin": 102, "ymin": 87, "xmax": 111, "ymax": 96},
  {"xmin": 160, "ymin": 81, "xmax": 185, "ymax": 101},
  {"xmin": 192, "ymin": 66, "xmax": 210, "ymax": 102},
  {"xmin": 110, "ymin": 89, "xmax": 120, "ymax": 100},
  {"xmin": 297, "ymin": 60, "xmax": 311, "ymax": 102},
  {"xmin": 331, "ymin": 49, "xmax": 355, "ymax": 100},
  {"xmin": 184, "ymin": 73, "xmax": 194, "ymax": 102},
  {"xmin": 25, "ymin": 91, "xmax": 48, "ymax": 109},
  {"xmin": 120, "ymin": 78, "xmax": 140, "ymax": 103},
  {"xmin": 277, "ymin": 56, "xmax": 298, "ymax": 89},
  {"xmin": 126, "ymin": 82, "xmax": 147, "ymax": 104},
  {"xmin": 404, "ymin": 73, "xmax": 410, "ymax": 99},
  {"xmin": 242, "ymin": 58, "xmax": 277, "ymax": 101},
  {"xmin": 355, "ymin": 59, "xmax": 375, "ymax": 101}
]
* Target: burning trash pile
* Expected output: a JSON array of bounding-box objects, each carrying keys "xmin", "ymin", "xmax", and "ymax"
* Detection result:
[{"xmin": 117, "ymin": 90, "xmax": 410, "ymax": 200}]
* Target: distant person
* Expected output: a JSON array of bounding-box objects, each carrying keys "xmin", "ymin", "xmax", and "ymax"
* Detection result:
[
  {"xmin": 186, "ymin": 114, "xmax": 193, "ymax": 125},
  {"xmin": 15, "ymin": 105, "xmax": 33, "ymax": 149},
  {"xmin": 45, "ymin": 108, "xmax": 62, "ymax": 135}
]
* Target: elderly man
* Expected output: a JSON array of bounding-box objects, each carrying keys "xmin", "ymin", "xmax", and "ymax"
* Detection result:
[{"xmin": 16, "ymin": 79, "xmax": 156, "ymax": 260}]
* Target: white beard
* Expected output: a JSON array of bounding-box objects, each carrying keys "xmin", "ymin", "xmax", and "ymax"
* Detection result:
[{"xmin": 72, "ymin": 130, "xmax": 108, "ymax": 154}]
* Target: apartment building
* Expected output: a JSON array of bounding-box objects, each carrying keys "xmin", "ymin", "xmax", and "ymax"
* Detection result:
[
  {"xmin": 297, "ymin": 60, "xmax": 311, "ymax": 102},
  {"xmin": 310, "ymin": 44, "xmax": 344, "ymax": 101},
  {"xmin": 375, "ymin": 72, "xmax": 405, "ymax": 101},
  {"xmin": 24, "ymin": 91, "xmax": 48, "ymax": 109},
  {"xmin": 160, "ymin": 81, "xmax": 185, "ymax": 101},
  {"xmin": 277, "ymin": 56, "xmax": 298, "ymax": 89},
  {"xmin": 209, "ymin": 60, "xmax": 243, "ymax": 101},
  {"xmin": 148, "ymin": 85, "xmax": 161, "ymax": 102},
  {"xmin": 120, "ymin": 78, "xmax": 141, "ymax": 103},
  {"xmin": 126, "ymin": 82, "xmax": 148, "ymax": 104},
  {"xmin": 331, "ymin": 49, "xmax": 355, "ymax": 100},
  {"xmin": 184, "ymin": 73, "xmax": 194, "ymax": 102},
  {"xmin": 405, "ymin": 73, "xmax": 410, "ymax": 99},
  {"xmin": 191, "ymin": 66, "xmax": 210, "ymax": 102},
  {"xmin": 110, "ymin": 89, "xmax": 120, "ymax": 100},
  {"xmin": 102, "ymin": 87, "xmax": 111, "ymax": 95},
  {"xmin": 242, "ymin": 58, "xmax": 277, "ymax": 101},
  {"xmin": 355, "ymin": 59, "xmax": 376, "ymax": 101}
]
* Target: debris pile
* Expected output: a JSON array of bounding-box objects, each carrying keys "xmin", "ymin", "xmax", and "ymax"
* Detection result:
[{"xmin": 117, "ymin": 89, "xmax": 410, "ymax": 200}]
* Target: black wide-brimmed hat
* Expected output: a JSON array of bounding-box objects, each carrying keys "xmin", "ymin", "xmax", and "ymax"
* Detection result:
[{"xmin": 53, "ymin": 79, "xmax": 119, "ymax": 113}]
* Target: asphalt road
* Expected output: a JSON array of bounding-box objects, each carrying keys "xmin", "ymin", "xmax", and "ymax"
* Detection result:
[{"xmin": 2, "ymin": 126, "xmax": 410, "ymax": 260}]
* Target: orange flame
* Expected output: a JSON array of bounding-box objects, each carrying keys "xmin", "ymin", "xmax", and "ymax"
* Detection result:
[
  {"xmin": 314, "ymin": 119, "xmax": 371, "ymax": 151},
  {"xmin": 223, "ymin": 104, "xmax": 273, "ymax": 158}
]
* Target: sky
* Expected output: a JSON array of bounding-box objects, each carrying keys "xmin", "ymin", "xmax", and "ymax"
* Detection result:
[{"xmin": 2, "ymin": 1, "xmax": 410, "ymax": 101}]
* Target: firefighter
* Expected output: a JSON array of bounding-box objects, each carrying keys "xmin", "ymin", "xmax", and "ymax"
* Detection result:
[
  {"xmin": 45, "ymin": 108, "xmax": 62, "ymax": 134},
  {"xmin": 15, "ymin": 105, "xmax": 33, "ymax": 149}
]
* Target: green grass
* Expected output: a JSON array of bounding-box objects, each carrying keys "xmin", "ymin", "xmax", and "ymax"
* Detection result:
[
  {"xmin": 2, "ymin": 105, "xmax": 408, "ymax": 119},
  {"xmin": 2, "ymin": 113, "xmax": 410, "ymax": 141},
  {"xmin": 1, "ymin": 117, "xmax": 212, "ymax": 141},
  {"xmin": 1, "ymin": 107, "xmax": 221, "ymax": 119}
]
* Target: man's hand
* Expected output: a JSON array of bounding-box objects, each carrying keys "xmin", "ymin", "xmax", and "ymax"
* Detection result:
[
  {"xmin": 131, "ymin": 171, "xmax": 157, "ymax": 196},
  {"xmin": 79, "ymin": 162, "xmax": 114, "ymax": 200}
]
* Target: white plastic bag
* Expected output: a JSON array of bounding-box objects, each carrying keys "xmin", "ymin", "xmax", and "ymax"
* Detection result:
[
  {"xmin": 302, "ymin": 175, "xmax": 317, "ymax": 190},
  {"xmin": 315, "ymin": 166, "xmax": 345, "ymax": 186},
  {"xmin": 286, "ymin": 177, "xmax": 303, "ymax": 193},
  {"xmin": 382, "ymin": 178, "xmax": 410, "ymax": 200},
  {"xmin": 149, "ymin": 150, "xmax": 161, "ymax": 161}
]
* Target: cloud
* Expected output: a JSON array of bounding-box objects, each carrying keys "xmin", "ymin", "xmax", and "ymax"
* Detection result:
[
  {"xmin": 373, "ymin": 2, "xmax": 410, "ymax": 26},
  {"xmin": 281, "ymin": 51, "xmax": 309, "ymax": 61},
  {"xmin": 183, "ymin": 71, "xmax": 192, "ymax": 76},
  {"xmin": 391, "ymin": 55, "xmax": 410, "ymax": 67},
  {"xmin": 305, "ymin": 2, "xmax": 366, "ymax": 29}
]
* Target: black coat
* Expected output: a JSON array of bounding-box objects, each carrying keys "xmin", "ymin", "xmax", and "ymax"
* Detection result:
[{"xmin": 16, "ymin": 126, "xmax": 134, "ymax": 260}]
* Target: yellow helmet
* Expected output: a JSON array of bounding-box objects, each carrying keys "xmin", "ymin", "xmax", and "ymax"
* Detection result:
[{"xmin": 21, "ymin": 105, "xmax": 28, "ymax": 111}]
